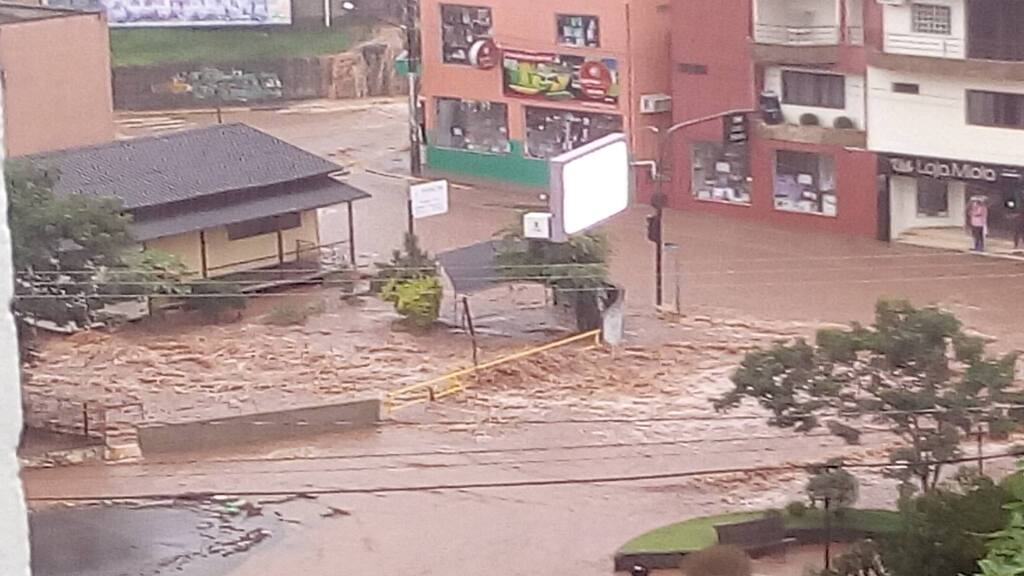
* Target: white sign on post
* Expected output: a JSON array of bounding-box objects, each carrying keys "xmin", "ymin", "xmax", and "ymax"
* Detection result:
[{"xmin": 409, "ymin": 180, "xmax": 450, "ymax": 219}]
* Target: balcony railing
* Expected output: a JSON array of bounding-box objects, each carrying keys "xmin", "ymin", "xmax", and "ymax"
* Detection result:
[
  {"xmin": 885, "ymin": 33, "xmax": 965, "ymax": 59},
  {"xmin": 754, "ymin": 24, "xmax": 841, "ymax": 46}
]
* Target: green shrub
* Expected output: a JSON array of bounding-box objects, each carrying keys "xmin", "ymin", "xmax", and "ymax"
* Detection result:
[
  {"xmin": 786, "ymin": 501, "xmax": 808, "ymax": 518},
  {"xmin": 380, "ymin": 276, "xmax": 441, "ymax": 329},
  {"xmin": 806, "ymin": 465, "xmax": 859, "ymax": 510},
  {"xmin": 373, "ymin": 233, "xmax": 437, "ymax": 293}
]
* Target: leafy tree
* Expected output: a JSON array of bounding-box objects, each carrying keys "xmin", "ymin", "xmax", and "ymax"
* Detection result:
[
  {"xmin": 806, "ymin": 461, "xmax": 859, "ymax": 511},
  {"xmin": 494, "ymin": 219, "xmax": 611, "ymax": 330},
  {"xmin": 975, "ymin": 462, "xmax": 1024, "ymax": 576},
  {"xmin": 7, "ymin": 164, "xmax": 193, "ymax": 330},
  {"xmin": 7, "ymin": 164, "xmax": 134, "ymax": 328},
  {"xmin": 715, "ymin": 299, "xmax": 1022, "ymax": 492},
  {"xmin": 882, "ymin": 471, "xmax": 1010, "ymax": 576},
  {"xmin": 373, "ymin": 232, "xmax": 437, "ymax": 291}
]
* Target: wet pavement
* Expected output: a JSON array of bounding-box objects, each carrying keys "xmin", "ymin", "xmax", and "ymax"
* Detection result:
[{"xmin": 30, "ymin": 499, "xmax": 278, "ymax": 576}]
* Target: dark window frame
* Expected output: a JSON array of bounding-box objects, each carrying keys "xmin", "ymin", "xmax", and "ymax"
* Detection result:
[
  {"xmin": 893, "ymin": 82, "xmax": 921, "ymax": 94},
  {"xmin": 966, "ymin": 89, "xmax": 1024, "ymax": 129},
  {"xmin": 781, "ymin": 70, "xmax": 846, "ymax": 109},
  {"xmin": 555, "ymin": 14, "xmax": 600, "ymax": 47},
  {"xmin": 226, "ymin": 212, "xmax": 302, "ymax": 241},
  {"xmin": 433, "ymin": 96, "xmax": 511, "ymax": 154},
  {"xmin": 440, "ymin": 4, "xmax": 493, "ymax": 65}
]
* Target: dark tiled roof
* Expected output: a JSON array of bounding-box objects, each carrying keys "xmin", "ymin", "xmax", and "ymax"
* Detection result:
[
  {"xmin": 0, "ymin": 3, "xmax": 91, "ymax": 24},
  {"xmin": 131, "ymin": 178, "xmax": 370, "ymax": 241},
  {"xmin": 17, "ymin": 123, "xmax": 345, "ymax": 210}
]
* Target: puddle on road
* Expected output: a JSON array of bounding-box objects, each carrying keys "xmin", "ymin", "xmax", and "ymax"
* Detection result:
[{"xmin": 30, "ymin": 499, "xmax": 279, "ymax": 576}]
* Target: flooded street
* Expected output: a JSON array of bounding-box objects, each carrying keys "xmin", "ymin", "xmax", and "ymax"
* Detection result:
[{"xmin": 17, "ymin": 100, "xmax": 1024, "ymax": 575}]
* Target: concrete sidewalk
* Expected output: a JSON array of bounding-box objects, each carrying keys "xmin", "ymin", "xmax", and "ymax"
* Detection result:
[{"xmin": 897, "ymin": 226, "xmax": 1024, "ymax": 262}]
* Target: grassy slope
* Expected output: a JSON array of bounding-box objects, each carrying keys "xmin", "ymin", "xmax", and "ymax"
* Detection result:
[
  {"xmin": 110, "ymin": 27, "xmax": 368, "ymax": 67},
  {"xmin": 619, "ymin": 509, "xmax": 901, "ymax": 554}
]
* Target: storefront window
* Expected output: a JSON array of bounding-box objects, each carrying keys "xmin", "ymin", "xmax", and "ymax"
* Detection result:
[
  {"xmin": 916, "ymin": 177, "xmax": 949, "ymax": 217},
  {"xmin": 556, "ymin": 15, "xmax": 600, "ymax": 47},
  {"xmin": 691, "ymin": 142, "xmax": 751, "ymax": 205},
  {"xmin": 441, "ymin": 4, "xmax": 493, "ymax": 65},
  {"xmin": 524, "ymin": 107, "xmax": 621, "ymax": 159},
  {"xmin": 434, "ymin": 97, "xmax": 510, "ymax": 154},
  {"xmin": 773, "ymin": 150, "xmax": 837, "ymax": 216}
]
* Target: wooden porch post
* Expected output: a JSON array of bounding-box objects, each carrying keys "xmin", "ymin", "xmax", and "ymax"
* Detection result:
[
  {"xmin": 199, "ymin": 230, "xmax": 209, "ymax": 279},
  {"xmin": 347, "ymin": 201, "xmax": 357, "ymax": 266},
  {"xmin": 276, "ymin": 229, "xmax": 285, "ymax": 265}
]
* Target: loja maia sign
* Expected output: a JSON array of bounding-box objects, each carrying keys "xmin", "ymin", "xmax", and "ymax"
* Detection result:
[{"xmin": 886, "ymin": 156, "xmax": 1023, "ymax": 183}]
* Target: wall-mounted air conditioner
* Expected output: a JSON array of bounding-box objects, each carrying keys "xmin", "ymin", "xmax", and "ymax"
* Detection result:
[{"xmin": 639, "ymin": 94, "xmax": 672, "ymax": 114}]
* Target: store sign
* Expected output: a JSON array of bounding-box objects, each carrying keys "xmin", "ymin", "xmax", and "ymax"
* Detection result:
[
  {"xmin": 502, "ymin": 49, "xmax": 619, "ymax": 105},
  {"xmin": 886, "ymin": 156, "xmax": 1023, "ymax": 183},
  {"xmin": 409, "ymin": 180, "xmax": 450, "ymax": 219},
  {"xmin": 469, "ymin": 38, "xmax": 499, "ymax": 70},
  {"xmin": 723, "ymin": 112, "xmax": 749, "ymax": 144}
]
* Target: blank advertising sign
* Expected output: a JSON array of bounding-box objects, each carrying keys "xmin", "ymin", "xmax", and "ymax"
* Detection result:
[{"xmin": 549, "ymin": 133, "xmax": 630, "ymax": 242}]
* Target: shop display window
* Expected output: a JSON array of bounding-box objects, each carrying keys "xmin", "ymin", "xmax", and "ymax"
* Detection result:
[
  {"xmin": 557, "ymin": 14, "xmax": 600, "ymax": 47},
  {"xmin": 524, "ymin": 106, "xmax": 621, "ymax": 159},
  {"xmin": 441, "ymin": 4, "xmax": 493, "ymax": 65},
  {"xmin": 916, "ymin": 177, "xmax": 950, "ymax": 217},
  {"xmin": 691, "ymin": 142, "xmax": 751, "ymax": 205},
  {"xmin": 773, "ymin": 150, "xmax": 837, "ymax": 216},
  {"xmin": 434, "ymin": 97, "xmax": 510, "ymax": 154}
]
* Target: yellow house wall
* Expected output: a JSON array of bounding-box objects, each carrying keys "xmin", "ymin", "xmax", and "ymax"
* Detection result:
[
  {"xmin": 144, "ymin": 231, "xmax": 204, "ymax": 276},
  {"xmin": 143, "ymin": 211, "xmax": 321, "ymax": 277}
]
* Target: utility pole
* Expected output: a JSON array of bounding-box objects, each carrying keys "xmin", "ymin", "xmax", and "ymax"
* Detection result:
[
  {"xmin": 404, "ymin": 0, "xmax": 423, "ymax": 177},
  {"xmin": 643, "ymin": 108, "xmax": 754, "ymax": 308}
]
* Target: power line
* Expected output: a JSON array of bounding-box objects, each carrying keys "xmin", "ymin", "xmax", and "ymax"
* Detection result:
[{"xmin": 26, "ymin": 451, "xmax": 1019, "ymax": 503}]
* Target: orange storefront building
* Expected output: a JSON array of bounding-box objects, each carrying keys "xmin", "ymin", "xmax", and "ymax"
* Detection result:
[{"xmin": 419, "ymin": 0, "xmax": 672, "ymax": 190}]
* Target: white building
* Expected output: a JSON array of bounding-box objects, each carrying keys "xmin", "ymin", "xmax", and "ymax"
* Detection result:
[
  {"xmin": 0, "ymin": 84, "xmax": 31, "ymax": 575},
  {"xmin": 868, "ymin": 0, "xmax": 1024, "ymax": 240}
]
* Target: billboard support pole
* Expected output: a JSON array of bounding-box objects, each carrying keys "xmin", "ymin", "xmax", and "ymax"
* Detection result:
[{"xmin": 405, "ymin": 0, "xmax": 422, "ymax": 177}]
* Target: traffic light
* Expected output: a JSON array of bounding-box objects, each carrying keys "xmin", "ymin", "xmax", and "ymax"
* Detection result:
[{"xmin": 646, "ymin": 214, "xmax": 662, "ymax": 244}]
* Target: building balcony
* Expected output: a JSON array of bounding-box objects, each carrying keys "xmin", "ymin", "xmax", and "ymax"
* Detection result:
[
  {"xmin": 754, "ymin": 23, "xmax": 840, "ymax": 46},
  {"xmin": 754, "ymin": 120, "xmax": 867, "ymax": 148}
]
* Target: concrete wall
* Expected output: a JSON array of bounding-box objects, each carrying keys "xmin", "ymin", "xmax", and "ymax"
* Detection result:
[
  {"xmin": 0, "ymin": 11, "xmax": 115, "ymax": 156},
  {"xmin": 113, "ymin": 29, "xmax": 405, "ymax": 110},
  {"xmin": 867, "ymin": 66, "xmax": 1024, "ymax": 165},
  {"xmin": 137, "ymin": 396, "xmax": 381, "ymax": 454},
  {"xmin": 145, "ymin": 209, "xmax": 321, "ymax": 276},
  {"xmin": 0, "ymin": 82, "xmax": 31, "ymax": 576}
]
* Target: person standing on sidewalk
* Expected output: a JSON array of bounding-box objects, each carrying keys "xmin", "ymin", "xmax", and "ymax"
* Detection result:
[{"xmin": 966, "ymin": 195, "xmax": 989, "ymax": 252}]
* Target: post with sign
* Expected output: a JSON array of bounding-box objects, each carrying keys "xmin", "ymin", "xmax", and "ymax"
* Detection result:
[{"xmin": 407, "ymin": 179, "xmax": 450, "ymax": 235}]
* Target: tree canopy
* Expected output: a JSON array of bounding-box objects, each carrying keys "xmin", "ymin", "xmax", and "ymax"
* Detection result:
[{"xmin": 716, "ymin": 299, "xmax": 1022, "ymax": 492}]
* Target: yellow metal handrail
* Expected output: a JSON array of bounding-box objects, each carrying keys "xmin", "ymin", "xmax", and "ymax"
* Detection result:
[{"xmin": 385, "ymin": 329, "xmax": 602, "ymax": 413}]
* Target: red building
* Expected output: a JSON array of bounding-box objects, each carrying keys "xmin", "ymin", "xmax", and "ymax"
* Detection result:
[{"xmin": 665, "ymin": 0, "xmax": 884, "ymax": 238}]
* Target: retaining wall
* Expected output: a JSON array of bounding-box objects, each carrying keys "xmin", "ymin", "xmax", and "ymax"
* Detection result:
[
  {"xmin": 137, "ymin": 396, "xmax": 381, "ymax": 454},
  {"xmin": 113, "ymin": 30, "xmax": 405, "ymax": 110}
]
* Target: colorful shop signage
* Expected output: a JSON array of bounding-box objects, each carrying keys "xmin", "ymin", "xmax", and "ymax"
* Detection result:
[
  {"xmin": 469, "ymin": 38, "xmax": 499, "ymax": 69},
  {"xmin": 885, "ymin": 155, "xmax": 1023, "ymax": 183},
  {"xmin": 502, "ymin": 49, "xmax": 619, "ymax": 105}
]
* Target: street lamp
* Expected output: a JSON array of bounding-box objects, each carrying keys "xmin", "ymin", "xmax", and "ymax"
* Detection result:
[
  {"xmin": 640, "ymin": 108, "xmax": 754, "ymax": 307},
  {"xmin": 340, "ymin": 0, "xmax": 423, "ymax": 178}
]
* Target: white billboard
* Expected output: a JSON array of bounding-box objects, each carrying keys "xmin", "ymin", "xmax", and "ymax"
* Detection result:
[
  {"xmin": 47, "ymin": 0, "xmax": 292, "ymax": 26},
  {"xmin": 549, "ymin": 133, "xmax": 630, "ymax": 242}
]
